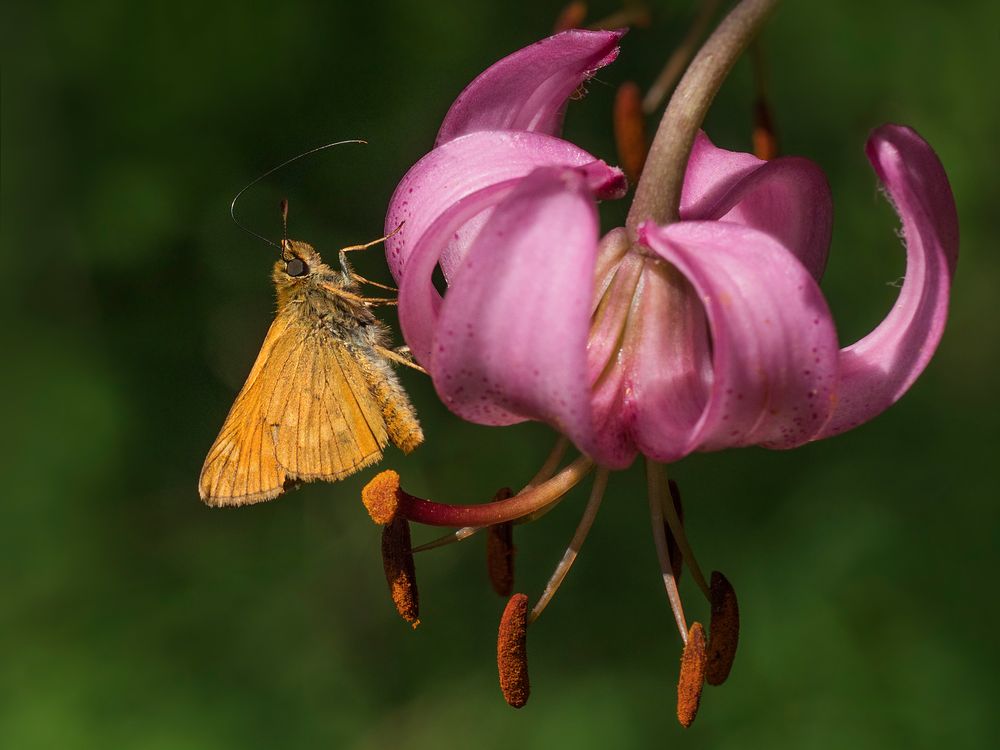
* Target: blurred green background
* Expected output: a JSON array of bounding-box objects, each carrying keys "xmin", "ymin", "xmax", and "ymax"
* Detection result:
[{"xmin": 3, "ymin": 1, "xmax": 998, "ymax": 748}]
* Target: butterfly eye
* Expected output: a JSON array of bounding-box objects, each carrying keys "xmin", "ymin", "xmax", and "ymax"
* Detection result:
[{"xmin": 285, "ymin": 258, "xmax": 308, "ymax": 277}]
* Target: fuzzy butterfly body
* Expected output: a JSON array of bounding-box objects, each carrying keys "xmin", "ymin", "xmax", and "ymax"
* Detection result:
[{"xmin": 199, "ymin": 239, "xmax": 422, "ymax": 506}]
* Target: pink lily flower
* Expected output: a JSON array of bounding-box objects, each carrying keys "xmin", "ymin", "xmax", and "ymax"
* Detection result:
[
  {"xmin": 385, "ymin": 29, "xmax": 958, "ymax": 470},
  {"xmin": 371, "ymin": 24, "xmax": 958, "ymax": 721}
]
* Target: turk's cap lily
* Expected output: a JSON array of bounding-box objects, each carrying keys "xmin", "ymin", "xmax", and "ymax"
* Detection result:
[{"xmin": 386, "ymin": 29, "xmax": 959, "ymax": 470}]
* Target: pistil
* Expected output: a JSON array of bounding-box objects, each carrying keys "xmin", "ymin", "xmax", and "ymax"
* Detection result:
[{"xmin": 394, "ymin": 455, "xmax": 595, "ymax": 528}]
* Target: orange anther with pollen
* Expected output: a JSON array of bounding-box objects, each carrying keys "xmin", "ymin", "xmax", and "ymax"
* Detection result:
[
  {"xmin": 497, "ymin": 593, "xmax": 530, "ymax": 708},
  {"xmin": 706, "ymin": 571, "xmax": 740, "ymax": 685},
  {"xmin": 363, "ymin": 470, "xmax": 402, "ymax": 525},
  {"xmin": 677, "ymin": 621, "xmax": 707, "ymax": 728},
  {"xmin": 381, "ymin": 516, "xmax": 420, "ymax": 627}
]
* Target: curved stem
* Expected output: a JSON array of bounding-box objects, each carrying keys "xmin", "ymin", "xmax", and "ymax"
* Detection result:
[
  {"xmin": 626, "ymin": 0, "xmax": 780, "ymax": 232},
  {"xmin": 402, "ymin": 456, "xmax": 594, "ymax": 527}
]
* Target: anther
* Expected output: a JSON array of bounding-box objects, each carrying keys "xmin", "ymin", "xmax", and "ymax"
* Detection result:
[
  {"xmin": 677, "ymin": 621, "xmax": 707, "ymax": 728},
  {"xmin": 381, "ymin": 516, "xmax": 420, "ymax": 628},
  {"xmin": 752, "ymin": 98, "xmax": 778, "ymax": 160},
  {"xmin": 497, "ymin": 593, "xmax": 530, "ymax": 708},
  {"xmin": 706, "ymin": 571, "xmax": 740, "ymax": 685},
  {"xmin": 362, "ymin": 470, "xmax": 405, "ymax": 525},
  {"xmin": 553, "ymin": 1, "xmax": 587, "ymax": 32},
  {"xmin": 487, "ymin": 489, "xmax": 516, "ymax": 597},
  {"xmin": 614, "ymin": 82, "xmax": 648, "ymax": 185}
]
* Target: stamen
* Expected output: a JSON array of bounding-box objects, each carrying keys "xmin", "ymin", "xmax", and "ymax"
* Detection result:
[
  {"xmin": 497, "ymin": 593, "xmax": 530, "ymax": 708},
  {"xmin": 411, "ymin": 526, "xmax": 479, "ymax": 553},
  {"xmin": 411, "ymin": 437, "xmax": 569, "ymax": 551},
  {"xmin": 750, "ymin": 41, "xmax": 779, "ymax": 160},
  {"xmin": 553, "ymin": 0, "xmax": 587, "ymax": 32},
  {"xmin": 487, "ymin": 489, "xmax": 516, "ymax": 596},
  {"xmin": 658, "ymin": 465, "xmax": 711, "ymax": 599},
  {"xmin": 588, "ymin": 4, "xmax": 652, "ymax": 30},
  {"xmin": 381, "ymin": 516, "xmax": 420, "ymax": 627},
  {"xmin": 677, "ymin": 621, "xmax": 707, "ymax": 728},
  {"xmin": 614, "ymin": 82, "xmax": 648, "ymax": 185},
  {"xmin": 362, "ymin": 470, "xmax": 404, "ymax": 525},
  {"xmin": 647, "ymin": 461, "xmax": 688, "ymax": 641},
  {"xmin": 401, "ymin": 455, "xmax": 594, "ymax": 528},
  {"xmin": 529, "ymin": 468, "xmax": 610, "ymax": 624},
  {"xmin": 642, "ymin": 0, "xmax": 722, "ymax": 113},
  {"xmin": 705, "ymin": 571, "xmax": 740, "ymax": 685},
  {"xmin": 665, "ymin": 479, "xmax": 685, "ymax": 581}
]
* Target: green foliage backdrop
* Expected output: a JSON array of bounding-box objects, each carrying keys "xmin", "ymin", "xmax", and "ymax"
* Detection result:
[{"xmin": 3, "ymin": 1, "xmax": 998, "ymax": 748}]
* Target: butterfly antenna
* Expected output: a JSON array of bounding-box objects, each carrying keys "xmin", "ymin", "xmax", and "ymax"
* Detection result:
[
  {"xmin": 280, "ymin": 198, "xmax": 289, "ymax": 244},
  {"xmin": 229, "ymin": 139, "xmax": 368, "ymax": 250}
]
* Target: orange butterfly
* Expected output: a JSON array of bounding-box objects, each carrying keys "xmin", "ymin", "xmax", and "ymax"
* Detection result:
[{"xmin": 199, "ymin": 228, "xmax": 422, "ymax": 506}]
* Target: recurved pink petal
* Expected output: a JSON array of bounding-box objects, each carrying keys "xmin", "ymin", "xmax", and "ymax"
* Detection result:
[
  {"xmin": 680, "ymin": 132, "xmax": 833, "ymax": 280},
  {"xmin": 429, "ymin": 167, "xmax": 600, "ymax": 457},
  {"xmin": 436, "ymin": 29, "xmax": 624, "ymax": 146},
  {"xmin": 817, "ymin": 125, "xmax": 959, "ymax": 438},
  {"xmin": 385, "ymin": 130, "xmax": 624, "ymax": 282},
  {"xmin": 632, "ymin": 221, "xmax": 840, "ymax": 461}
]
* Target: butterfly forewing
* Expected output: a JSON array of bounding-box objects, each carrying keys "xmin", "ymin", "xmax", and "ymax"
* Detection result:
[{"xmin": 199, "ymin": 312, "xmax": 390, "ymax": 506}]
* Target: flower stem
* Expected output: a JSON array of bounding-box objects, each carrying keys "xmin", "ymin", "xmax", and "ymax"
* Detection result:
[{"xmin": 626, "ymin": 0, "xmax": 780, "ymax": 233}]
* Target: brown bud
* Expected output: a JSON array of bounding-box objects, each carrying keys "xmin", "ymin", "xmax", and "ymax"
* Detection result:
[
  {"xmin": 706, "ymin": 571, "xmax": 740, "ymax": 685},
  {"xmin": 677, "ymin": 621, "xmax": 707, "ymax": 728},
  {"xmin": 613, "ymin": 81, "xmax": 648, "ymax": 185},
  {"xmin": 363, "ymin": 470, "xmax": 402, "ymax": 525},
  {"xmin": 553, "ymin": 1, "xmax": 587, "ymax": 32},
  {"xmin": 487, "ymin": 489, "xmax": 516, "ymax": 596},
  {"xmin": 497, "ymin": 593, "xmax": 530, "ymax": 708},
  {"xmin": 381, "ymin": 517, "xmax": 419, "ymax": 627}
]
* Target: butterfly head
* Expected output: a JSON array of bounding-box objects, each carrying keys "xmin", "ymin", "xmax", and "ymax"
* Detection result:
[{"xmin": 273, "ymin": 239, "xmax": 332, "ymax": 302}]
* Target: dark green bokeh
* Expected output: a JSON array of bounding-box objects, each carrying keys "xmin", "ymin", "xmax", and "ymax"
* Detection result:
[{"xmin": 3, "ymin": 1, "xmax": 998, "ymax": 747}]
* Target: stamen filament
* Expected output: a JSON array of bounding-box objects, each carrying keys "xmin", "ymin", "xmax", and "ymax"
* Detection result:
[
  {"xmin": 628, "ymin": 0, "xmax": 780, "ymax": 230},
  {"xmin": 411, "ymin": 437, "xmax": 570, "ymax": 552},
  {"xmin": 529, "ymin": 468, "xmax": 610, "ymax": 624},
  {"xmin": 642, "ymin": 0, "xmax": 722, "ymax": 114},
  {"xmin": 647, "ymin": 460, "xmax": 688, "ymax": 641},
  {"xmin": 658, "ymin": 465, "xmax": 711, "ymax": 600},
  {"xmin": 402, "ymin": 455, "xmax": 595, "ymax": 527}
]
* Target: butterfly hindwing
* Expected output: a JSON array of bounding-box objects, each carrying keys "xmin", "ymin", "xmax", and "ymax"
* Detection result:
[{"xmin": 198, "ymin": 312, "xmax": 390, "ymax": 507}]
